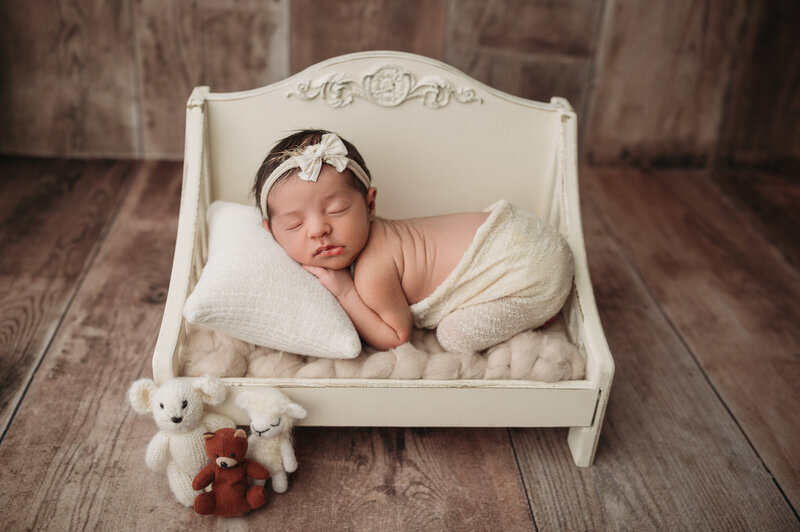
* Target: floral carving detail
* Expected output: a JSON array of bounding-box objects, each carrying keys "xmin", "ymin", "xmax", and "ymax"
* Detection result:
[
  {"xmin": 288, "ymin": 65, "xmax": 482, "ymax": 109},
  {"xmin": 292, "ymin": 73, "xmax": 358, "ymax": 108},
  {"xmin": 363, "ymin": 66, "xmax": 412, "ymax": 106}
]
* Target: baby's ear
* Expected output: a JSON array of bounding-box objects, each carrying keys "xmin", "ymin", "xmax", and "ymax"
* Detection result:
[
  {"xmin": 367, "ymin": 187, "xmax": 377, "ymax": 219},
  {"xmin": 262, "ymin": 219, "xmax": 271, "ymax": 233}
]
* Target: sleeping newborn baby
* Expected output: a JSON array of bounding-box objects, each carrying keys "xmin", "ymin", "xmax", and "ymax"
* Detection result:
[{"xmin": 253, "ymin": 130, "xmax": 574, "ymax": 353}]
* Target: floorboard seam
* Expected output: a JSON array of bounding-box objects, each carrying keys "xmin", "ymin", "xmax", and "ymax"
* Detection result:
[
  {"xmin": 127, "ymin": 0, "xmax": 145, "ymax": 157},
  {"xmin": 507, "ymin": 428, "xmax": 539, "ymax": 531},
  {"xmin": 0, "ymin": 160, "xmax": 139, "ymax": 445},
  {"xmin": 586, "ymin": 186, "xmax": 799, "ymax": 518}
]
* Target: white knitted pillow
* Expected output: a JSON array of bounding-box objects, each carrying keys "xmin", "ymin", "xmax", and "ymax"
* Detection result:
[{"xmin": 183, "ymin": 201, "xmax": 362, "ymax": 359}]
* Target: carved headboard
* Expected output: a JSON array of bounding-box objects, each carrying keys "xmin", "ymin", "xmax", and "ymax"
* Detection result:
[{"xmin": 200, "ymin": 51, "xmax": 572, "ymax": 221}]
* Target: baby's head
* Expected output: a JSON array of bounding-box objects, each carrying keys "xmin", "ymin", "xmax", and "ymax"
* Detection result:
[{"xmin": 253, "ymin": 129, "xmax": 376, "ymax": 270}]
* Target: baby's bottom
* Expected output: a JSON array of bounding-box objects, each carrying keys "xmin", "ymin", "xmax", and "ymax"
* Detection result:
[{"xmin": 435, "ymin": 296, "xmax": 555, "ymax": 354}]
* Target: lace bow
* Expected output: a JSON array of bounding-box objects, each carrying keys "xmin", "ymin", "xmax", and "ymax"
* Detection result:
[
  {"xmin": 294, "ymin": 133, "xmax": 349, "ymax": 182},
  {"xmin": 259, "ymin": 132, "xmax": 372, "ymax": 219}
]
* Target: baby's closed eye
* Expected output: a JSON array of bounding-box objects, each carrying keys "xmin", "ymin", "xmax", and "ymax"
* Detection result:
[
  {"xmin": 284, "ymin": 219, "xmax": 304, "ymax": 230},
  {"xmin": 326, "ymin": 203, "xmax": 350, "ymax": 215}
]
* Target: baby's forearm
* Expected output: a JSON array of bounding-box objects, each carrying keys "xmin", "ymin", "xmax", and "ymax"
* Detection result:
[
  {"xmin": 336, "ymin": 287, "xmax": 410, "ymax": 351},
  {"xmin": 302, "ymin": 263, "xmax": 410, "ymax": 349}
]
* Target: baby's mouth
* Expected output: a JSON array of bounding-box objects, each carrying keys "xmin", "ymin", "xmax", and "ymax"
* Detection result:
[{"xmin": 315, "ymin": 244, "xmax": 344, "ymax": 257}]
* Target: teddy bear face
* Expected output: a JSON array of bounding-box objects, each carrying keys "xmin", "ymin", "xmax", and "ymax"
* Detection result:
[
  {"xmin": 150, "ymin": 379, "xmax": 205, "ymax": 433},
  {"xmin": 203, "ymin": 428, "xmax": 249, "ymax": 468},
  {"xmin": 236, "ymin": 388, "xmax": 307, "ymax": 441},
  {"xmin": 248, "ymin": 411, "xmax": 287, "ymax": 440}
]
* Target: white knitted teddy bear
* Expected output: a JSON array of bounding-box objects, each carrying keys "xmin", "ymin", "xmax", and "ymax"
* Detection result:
[
  {"xmin": 128, "ymin": 375, "xmax": 235, "ymax": 506},
  {"xmin": 235, "ymin": 389, "xmax": 307, "ymax": 493}
]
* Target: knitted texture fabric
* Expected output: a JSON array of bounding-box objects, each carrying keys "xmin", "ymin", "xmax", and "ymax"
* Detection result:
[
  {"xmin": 128, "ymin": 376, "xmax": 235, "ymax": 507},
  {"xmin": 236, "ymin": 389, "xmax": 306, "ymax": 493},
  {"xmin": 182, "ymin": 201, "xmax": 361, "ymax": 359},
  {"xmin": 182, "ymin": 316, "xmax": 585, "ymax": 382},
  {"xmin": 410, "ymin": 200, "xmax": 574, "ymax": 353},
  {"xmin": 192, "ymin": 428, "xmax": 269, "ymax": 517},
  {"xmin": 251, "ymin": 437, "xmax": 283, "ymax": 472}
]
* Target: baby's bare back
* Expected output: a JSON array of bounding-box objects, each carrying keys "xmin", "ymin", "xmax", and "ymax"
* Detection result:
[{"xmin": 366, "ymin": 212, "xmax": 489, "ymax": 305}]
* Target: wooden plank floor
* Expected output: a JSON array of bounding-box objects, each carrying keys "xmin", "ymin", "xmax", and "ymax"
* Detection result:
[{"xmin": 0, "ymin": 157, "xmax": 797, "ymax": 530}]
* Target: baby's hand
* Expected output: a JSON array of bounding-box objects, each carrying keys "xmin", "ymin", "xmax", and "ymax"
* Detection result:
[{"xmin": 303, "ymin": 265, "xmax": 354, "ymax": 300}]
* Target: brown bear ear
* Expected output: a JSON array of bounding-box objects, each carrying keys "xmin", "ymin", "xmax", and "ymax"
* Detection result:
[
  {"xmin": 234, "ymin": 428, "xmax": 247, "ymax": 439},
  {"xmin": 203, "ymin": 432, "xmax": 215, "ymax": 440}
]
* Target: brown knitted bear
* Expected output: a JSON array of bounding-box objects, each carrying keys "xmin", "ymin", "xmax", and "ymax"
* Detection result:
[{"xmin": 192, "ymin": 428, "xmax": 270, "ymax": 516}]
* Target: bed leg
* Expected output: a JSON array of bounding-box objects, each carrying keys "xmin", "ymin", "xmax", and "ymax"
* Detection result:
[
  {"xmin": 567, "ymin": 387, "xmax": 610, "ymax": 467},
  {"xmin": 567, "ymin": 425, "xmax": 601, "ymax": 467}
]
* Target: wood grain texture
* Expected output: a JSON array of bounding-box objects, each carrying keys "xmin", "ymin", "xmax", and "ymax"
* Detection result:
[
  {"xmin": 584, "ymin": 0, "xmax": 749, "ymax": 167},
  {"xmin": 291, "ymin": 0, "xmax": 447, "ymax": 73},
  {"xmin": 0, "ymin": 161, "xmax": 182, "ymax": 531},
  {"xmin": 133, "ymin": 0, "xmax": 290, "ymax": 159},
  {"xmin": 445, "ymin": 47, "xmax": 592, "ymax": 113},
  {"xmin": 445, "ymin": 0, "xmax": 602, "ymax": 56},
  {"xmin": 1, "ymin": 158, "xmax": 799, "ymax": 528},
  {"xmin": 2, "ymin": 1, "xmax": 799, "ymax": 169},
  {"xmin": 201, "ymin": 0, "xmax": 290, "ymax": 92},
  {"xmin": 0, "ymin": 0, "xmax": 139, "ymax": 157},
  {"xmin": 444, "ymin": 0, "xmax": 603, "ymax": 141},
  {"xmin": 111, "ymin": 428, "xmax": 533, "ymax": 529},
  {"xmin": 88, "ymin": 427, "xmax": 533, "ymax": 530},
  {"xmin": 254, "ymin": 427, "xmax": 533, "ymax": 529},
  {"xmin": 133, "ymin": 0, "xmax": 203, "ymax": 160},
  {"xmin": 715, "ymin": 0, "xmax": 800, "ymax": 170},
  {"xmin": 0, "ymin": 160, "xmax": 534, "ymax": 530},
  {"xmin": 510, "ymin": 189, "xmax": 798, "ymax": 529},
  {"xmin": 710, "ymin": 170, "xmax": 800, "ymax": 271},
  {"xmin": 0, "ymin": 158, "xmax": 133, "ymax": 435},
  {"xmin": 585, "ymin": 166, "xmax": 800, "ymax": 510}
]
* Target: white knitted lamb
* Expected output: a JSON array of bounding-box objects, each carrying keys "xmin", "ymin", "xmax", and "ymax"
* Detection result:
[
  {"xmin": 128, "ymin": 375, "xmax": 235, "ymax": 506},
  {"xmin": 235, "ymin": 388, "xmax": 307, "ymax": 493}
]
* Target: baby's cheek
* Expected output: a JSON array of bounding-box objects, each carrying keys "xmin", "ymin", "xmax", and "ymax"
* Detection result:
[
  {"xmin": 280, "ymin": 240, "xmax": 307, "ymax": 264},
  {"xmin": 355, "ymin": 225, "xmax": 371, "ymax": 251}
]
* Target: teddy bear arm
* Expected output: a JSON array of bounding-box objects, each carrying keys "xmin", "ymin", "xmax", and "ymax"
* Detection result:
[
  {"xmin": 243, "ymin": 459, "xmax": 270, "ymax": 481},
  {"xmin": 145, "ymin": 431, "xmax": 170, "ymax": 471},
  {"xmin": 192, "ymin": 463, "xmax": 216, "ymax": 491},
  {"xmin": 203, "ymin": 413, "xmax": 235, "ymax": 432},
  {"xmin": 280, "ymin": 437, "xmax": 298, "ymax": 472}
]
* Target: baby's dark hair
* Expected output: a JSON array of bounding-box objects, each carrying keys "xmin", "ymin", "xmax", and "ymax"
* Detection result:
[{"xmin": 252, "ymin": 129, "xmax": 371, "ymax": 222}]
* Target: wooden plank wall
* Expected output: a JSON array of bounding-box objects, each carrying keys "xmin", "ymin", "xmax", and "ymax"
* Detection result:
[{"xmin": 0, "ymin": 0, "xmax": 798, "ymax": 169}]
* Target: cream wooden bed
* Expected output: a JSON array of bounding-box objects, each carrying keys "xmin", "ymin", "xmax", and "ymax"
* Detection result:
[{"xmin": 152, "ymin": 51, "xmax": 614, "ymax": 467}]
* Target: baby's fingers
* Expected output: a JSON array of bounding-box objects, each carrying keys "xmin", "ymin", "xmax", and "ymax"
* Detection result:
[
  {"xmin": 303, "ymin": 265, "xmax": 335, "ymax": 285},
  {"xmin": 302, "ymin": 264, "xmax": 325, "ymax": 277}
]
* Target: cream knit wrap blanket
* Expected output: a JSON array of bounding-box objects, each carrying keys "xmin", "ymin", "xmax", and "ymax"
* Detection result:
[
  {"xmin": 410, "ymin": 200, "xmax": 574, "ymax": 329},
  {"xmin": 181, "ymin": 315, "xmax": 584, "ymax": 382}
]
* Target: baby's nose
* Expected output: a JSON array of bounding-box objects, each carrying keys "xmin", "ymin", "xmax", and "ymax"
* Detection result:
[{"xmin": 308, "ymin": 219, "xmax": 331, "ymax": 238}]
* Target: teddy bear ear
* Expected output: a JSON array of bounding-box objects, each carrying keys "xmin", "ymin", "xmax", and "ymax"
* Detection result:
[
  {"xmin": 192, "ymin": 375, "xmax": 227, "ymax": 406},
  {"xmin": 285, "ymin": 402, "xmax": 308, "ymax": 420},
  {"xmin": 128, "ymin": 379, "xmax": 157, "ymax": 414},
  {"xmin": 234, "ymin": 429, "xmax": 247, "ymax": 439},
  {"xmin": 203, "ymin": 432, "xmax": 215, "ymax": 440},
  {"xmin": 234, "ymin": 391, "xmax": 252, "ymax": 410}
]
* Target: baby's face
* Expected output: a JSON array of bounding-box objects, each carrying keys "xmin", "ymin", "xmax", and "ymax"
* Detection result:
[{"xmin": 265, "ymin": 164, "xmax": 375, "ymax": 270}]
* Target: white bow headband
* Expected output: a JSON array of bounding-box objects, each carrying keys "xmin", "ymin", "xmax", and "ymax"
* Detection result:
[{"xmin": 259, "ymin": 133, "xmax": 371, "ymax": 219}]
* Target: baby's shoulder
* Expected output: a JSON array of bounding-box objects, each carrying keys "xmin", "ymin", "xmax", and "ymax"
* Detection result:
[{"xmin": 353, "ymin": 220, "xmax": 402, "ymax": 274}]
